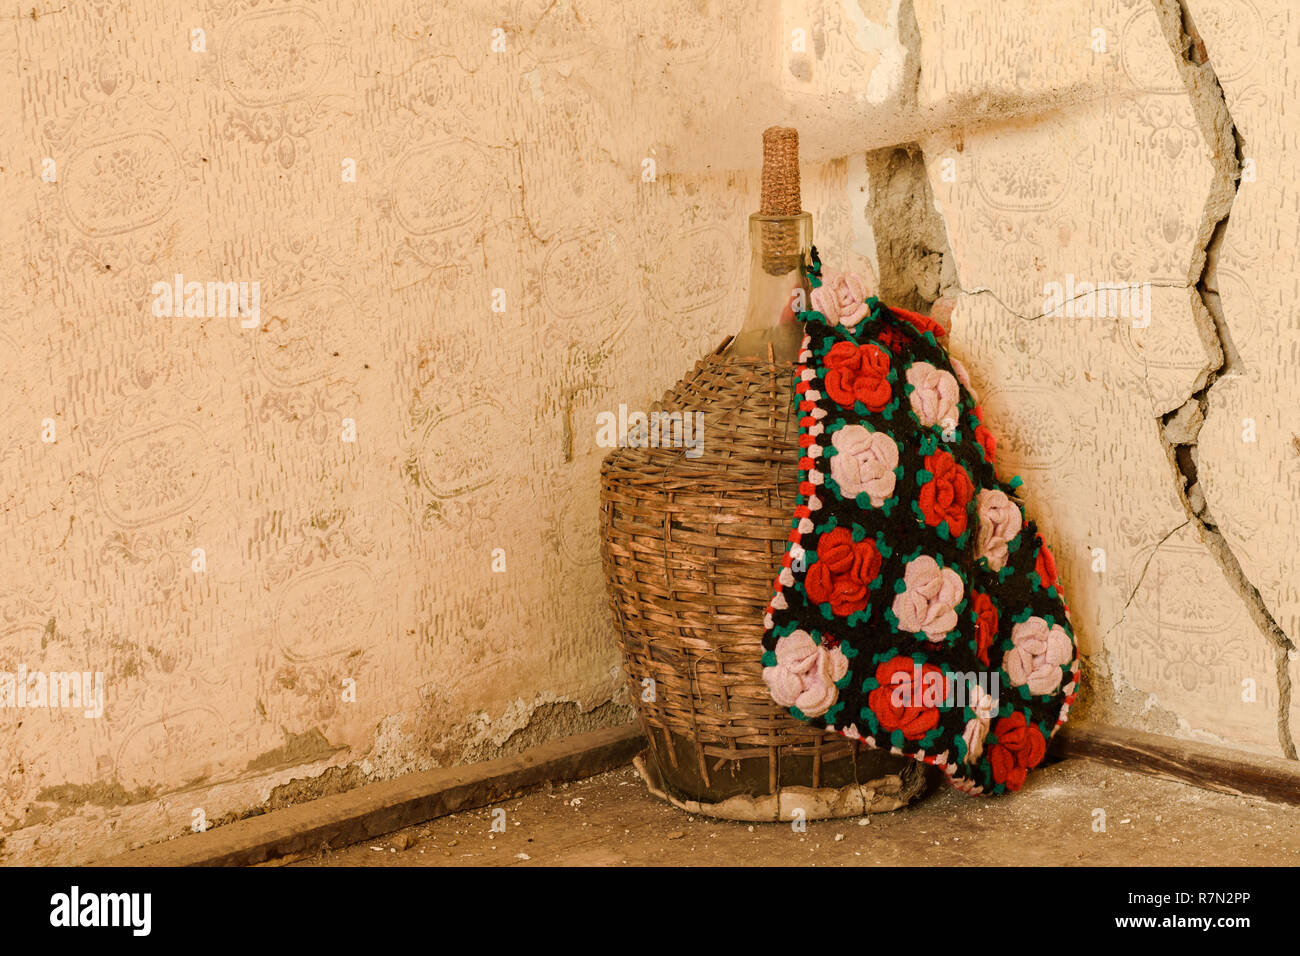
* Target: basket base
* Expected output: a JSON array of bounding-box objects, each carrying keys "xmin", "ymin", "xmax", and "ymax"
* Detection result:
[{"xmin": 633, "ymin": 752, "xmax": 931, "ymax": 822}]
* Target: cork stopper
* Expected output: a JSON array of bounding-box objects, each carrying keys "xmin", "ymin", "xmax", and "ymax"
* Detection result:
[
  {"xmin": 757, "ymin": 126, "xmax": 803, "ymax": 275},
  {"xmin": 760, "ymin": 126, "xmax": 801, "ymax": 215}
]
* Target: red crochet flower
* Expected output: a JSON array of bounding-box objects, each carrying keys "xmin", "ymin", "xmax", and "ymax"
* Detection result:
[
  {"xmin": 888, "ymin": 305, "xmax": 948, "ymax": 339},
  {"xmin": 975, "ymin": 423, "xmax": 996, "ymax": 463},
  {"xmin": 823, "ymin": 342, "xmax": 892, "ymax": 412},
  {"xmin": 988, "ymin": 712, "xmax": 1047, "ymax": 791},
  {"xmin": 867, "ymin": 655, "xmax": 946, "ymax": 741},
  {"xmin": 918, "ymin": 450, "xmax": 974, "ymax": 536},
  {"xmin": 876, "ymin": 326, "xmax": 909, "ymax": 354},
  {"xmin": 1035, "ymin": 538, "xmax": 1058, "ymax": 592},
  {"xmin": 805, "ymin": 526, "xmax": 881, "ymax": 617},
  {"xmin": 972, "ymin": 591, "xmax": 998, "ymax": 666}
]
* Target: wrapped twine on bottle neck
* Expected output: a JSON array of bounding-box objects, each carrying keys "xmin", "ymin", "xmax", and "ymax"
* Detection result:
[{"xmin": 759, "ymin": 126, "xmax": 803, "ymax": 276}]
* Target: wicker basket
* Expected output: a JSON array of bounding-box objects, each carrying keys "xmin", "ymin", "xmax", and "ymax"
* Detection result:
[{"xmin": 600, "ymin": 339, "xmax": 930, "ymax": 819}]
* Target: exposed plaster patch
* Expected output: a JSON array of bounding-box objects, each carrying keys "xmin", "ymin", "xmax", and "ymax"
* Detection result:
[
  {"xmin": 895, "ymin": 0, "xmax": 921, "ymax": 111},
  {"xmin": 459, "ymin": 698, "xmax": 633, "ymax": 762},
  {"xmin": 862, "ymin": 143, "xmax": 957, "ymax": 312},
  {"xmin": 1101, "ymin": 677, "xmax": 1183, "ymax": 739},
  {"xmin": 839, "ymin": 0, "xmax": 915, "ymax": 106},
  {"xmin": 1149, "ymin": 0, "xmax": 1296, "ymax": 759},
  {"xmin": 262, "ymin": 764, "xmax": 368, "ymax": 815},
  {"xmin": 846, "ymin": 153, "xmax": 878, "ymax": 275},
  {"xmin": 245, "ymin": 728, "xmax": 342, "ymax": 774},
  {"xmin": 28, "ymin": 781, "xmax": 157, "ymax": 826},
  {"xmin": 337, "ymin": 692, "xmax": 633, "ymax": 783}
]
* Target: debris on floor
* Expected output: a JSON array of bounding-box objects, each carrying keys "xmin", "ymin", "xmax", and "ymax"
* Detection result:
[{"xmin": 294, "ymin": 758, "xmax": 1300, "ymax": 867}]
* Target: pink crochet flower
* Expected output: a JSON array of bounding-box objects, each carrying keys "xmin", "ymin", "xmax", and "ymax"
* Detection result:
[
  {"xmin": 891, "ymin": 555, "xmax": 964, "ymax": 641},
  {"xmin": 829, "ymin": 425, "xmax": 898, "ymax": 506},
  {"xmin": 976, "ymin": 489, "xmax": 1022, "ymax": 572},
  {"xmin": 961, "ymin": 685, "xmax": 997, "ymax": 764},
  {"xmin": 950, "ymin": 356, "xmax": 978, "ymax": 401},
  {"xmin": 763, "ymin": 630, "xmax": 850, "ymax": 718},
  {"xmin": 905, "ymin": 362, "xmax": 960, "ymax": 428},
  {"xmin": 811, "ymin": 272, "xmax": 870, "ymax": 329},
  {"xmin": 1004, "ymin": 617, "xmax": 1073, "ymax": 696}
]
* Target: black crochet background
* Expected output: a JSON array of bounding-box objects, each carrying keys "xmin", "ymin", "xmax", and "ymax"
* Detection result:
[{"xmin": 762, "ymin": 284, "xmax": 1077, "ymax": 795}]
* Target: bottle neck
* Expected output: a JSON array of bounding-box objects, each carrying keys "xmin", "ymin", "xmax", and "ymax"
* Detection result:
[{"xmin": 722, "ymin": 212, "xmax": 812, "ymax": 363}]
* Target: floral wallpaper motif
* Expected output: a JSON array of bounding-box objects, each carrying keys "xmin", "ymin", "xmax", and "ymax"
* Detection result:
[{"xmin": 0, "ymin": 0, "xmax": 885, "ymax": 864}]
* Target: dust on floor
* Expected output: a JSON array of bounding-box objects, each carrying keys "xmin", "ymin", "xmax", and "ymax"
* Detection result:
[{"xmin": 293, "ymin": 757, "xmax": 1300, "ymax": 866}]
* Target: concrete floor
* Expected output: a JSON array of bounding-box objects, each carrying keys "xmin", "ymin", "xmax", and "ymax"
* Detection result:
[{"xmin": 294, "ymin": 757, "xmax": 1300, "ymax": 866}]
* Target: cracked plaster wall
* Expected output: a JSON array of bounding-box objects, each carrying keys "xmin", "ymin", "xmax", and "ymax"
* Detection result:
[
  {"xmin": 0, "ymin": 0, "xmax": 1296, "ymax": 863},
  {"xmin": 913, "ymin": 0, "xmax": 1299, "ymax": 758}
]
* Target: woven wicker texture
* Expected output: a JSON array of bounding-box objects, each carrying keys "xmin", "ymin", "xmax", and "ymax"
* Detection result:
[{"xmin": 601, "ymin": 340, "xmax": 922, "ymax": 803}]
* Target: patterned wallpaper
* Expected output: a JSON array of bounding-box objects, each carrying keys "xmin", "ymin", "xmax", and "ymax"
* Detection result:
[{"xmin": 0, "ymin": 0, "xmax": 881, "ymax": 862}]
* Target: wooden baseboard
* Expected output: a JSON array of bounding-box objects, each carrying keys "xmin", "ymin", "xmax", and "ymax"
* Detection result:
[
  {"xmin": 1051, "ymin": 721, "xmax": 1300, "ymax": 806},
  {"xmin": 97, "ymin": 723, "xmax": 644, "ymax": 867}
]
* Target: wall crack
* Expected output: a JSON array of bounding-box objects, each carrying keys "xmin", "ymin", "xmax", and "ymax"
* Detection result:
[
  {"xmin": 1101, "ymin": 518, "xmax": 1191, "ymax": 644},
  {"xmin": 955, "ymin": 281, "xmax": 1189, "ymax": 323},
  {"xmin": 1151, "ymin": 0, "xmax": 1296, "ymax": 759}
]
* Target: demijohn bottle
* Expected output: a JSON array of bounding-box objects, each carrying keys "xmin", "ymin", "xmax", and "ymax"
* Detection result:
[{"xmin": 600, "ymin": 127, "xmax": 926, "ymax": 819}]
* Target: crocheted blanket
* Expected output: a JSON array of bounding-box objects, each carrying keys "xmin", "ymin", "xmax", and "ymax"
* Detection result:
[{"xmin": 761, "ymin": 250, "xmax": 1080, "ymax": 795}]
